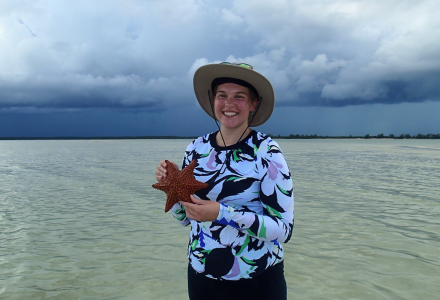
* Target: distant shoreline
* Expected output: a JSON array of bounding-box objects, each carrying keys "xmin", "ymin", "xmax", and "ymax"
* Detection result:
[{"xmin": 1, "ymin": 133, "xmax": 439, "ymax": 140}]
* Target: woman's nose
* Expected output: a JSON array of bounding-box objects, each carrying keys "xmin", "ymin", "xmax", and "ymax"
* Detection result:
[{"xmin": 224, "ymin": 96, "xmax": 235, "ymax": 104}]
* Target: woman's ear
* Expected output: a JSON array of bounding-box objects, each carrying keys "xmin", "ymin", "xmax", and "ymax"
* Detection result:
[{"xmin": 251, "ymin": 98, "xmax": 258, "ymax": 111}]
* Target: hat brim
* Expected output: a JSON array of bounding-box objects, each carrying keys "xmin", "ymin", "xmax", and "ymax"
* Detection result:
[{"xmin": 193, "ymin": 64, "xmax": 274, "ymax": 127}]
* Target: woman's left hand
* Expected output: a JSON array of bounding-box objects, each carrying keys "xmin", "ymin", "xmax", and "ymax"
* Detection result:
[{"xmin": 179, "ymin": 195, "xmax": 220, "ymax": 222}]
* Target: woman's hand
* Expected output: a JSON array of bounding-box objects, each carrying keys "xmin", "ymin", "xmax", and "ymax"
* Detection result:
[
  {"xmin": 155, "ymin": 160, "xmax": 178, "ymax": 182},
  {"xmin": 180, "ymin": 195, "xmax": 220, "ymax": 222}
]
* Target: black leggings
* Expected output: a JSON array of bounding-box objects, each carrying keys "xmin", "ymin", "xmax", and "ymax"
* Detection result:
[{"xmin": 187, "ymin": 262, "xmax": 287, "ymax": 300}]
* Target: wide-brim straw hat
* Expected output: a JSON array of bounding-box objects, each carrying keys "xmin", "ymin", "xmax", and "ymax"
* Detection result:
[{"xmin": 193, "ymin": 63, "xmax": 275, "ymax": 127}]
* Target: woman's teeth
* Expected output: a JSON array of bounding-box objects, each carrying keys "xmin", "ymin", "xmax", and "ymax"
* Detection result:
[{"xmin": 224, "ymin": 112, "xmax": 237, "ymax": 116}]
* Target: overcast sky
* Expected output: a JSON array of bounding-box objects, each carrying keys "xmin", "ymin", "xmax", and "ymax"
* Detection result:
[{"xmin": 1, "ymin": 0, "xmax": 439, "ymax": 137}]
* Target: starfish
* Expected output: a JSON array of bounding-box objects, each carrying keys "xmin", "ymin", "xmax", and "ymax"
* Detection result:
[{"xmin": 152, "ymin": 160, "xmax": 209, "ymax": 212}]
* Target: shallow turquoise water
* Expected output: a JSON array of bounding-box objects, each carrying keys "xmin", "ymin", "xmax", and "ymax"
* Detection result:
[{"xmin": 1, "ymin": 139, "xmax": 439, "ymax": 299}]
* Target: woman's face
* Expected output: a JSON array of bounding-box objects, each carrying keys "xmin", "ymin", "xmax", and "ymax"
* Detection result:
[{"xmin": 213, "ymin": 83, "xmax": 257, "ymax": 132}]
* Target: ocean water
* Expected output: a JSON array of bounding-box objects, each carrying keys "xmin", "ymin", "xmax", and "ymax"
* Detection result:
[{"xmin": 0, "ymin": 139, "xmax": 439, "ymax": 299}]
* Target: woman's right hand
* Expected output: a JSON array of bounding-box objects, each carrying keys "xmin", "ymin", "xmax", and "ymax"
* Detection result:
[{"xmin": 155, "ymin": 160, "xmax": 178, "ymax": 182}]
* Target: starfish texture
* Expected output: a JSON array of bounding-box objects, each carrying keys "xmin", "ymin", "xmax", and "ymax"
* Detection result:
[{"xmin": 152, "ymin": 160, "xmax": 209, "ymax": 212}]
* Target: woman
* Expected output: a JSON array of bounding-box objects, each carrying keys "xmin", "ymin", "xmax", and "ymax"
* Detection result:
[{"xmin": 155, "ymin": 62, "xmax": 294, "ymax": 300}]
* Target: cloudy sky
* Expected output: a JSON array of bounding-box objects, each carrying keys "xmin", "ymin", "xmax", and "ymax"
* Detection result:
[{"xmin": 1, "ymin": 0, "xmax": 439, "ymax": 137}]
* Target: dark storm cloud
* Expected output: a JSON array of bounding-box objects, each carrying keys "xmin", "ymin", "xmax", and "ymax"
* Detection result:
[
  {"xmin": 0, "ymin": 0, "xmax": 439, "ymax": 114},
  {"xmin": 0, "ymin": 73, "xmax": 190, "ymax": 111}
]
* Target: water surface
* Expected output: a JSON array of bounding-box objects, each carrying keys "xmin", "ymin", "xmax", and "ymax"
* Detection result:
[{"xmin": 1, "ymin": 139, "xmax": 439, "ymax": 299}]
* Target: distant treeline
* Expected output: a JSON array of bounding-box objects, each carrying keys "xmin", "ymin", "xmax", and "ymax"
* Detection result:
[
  {"xmin": 268, "ymin": 133, "xmax": 440, "ymax": 139},
  {"xmin": 1, "ymin": 133, "xmax": 439, "ymax": 140}
]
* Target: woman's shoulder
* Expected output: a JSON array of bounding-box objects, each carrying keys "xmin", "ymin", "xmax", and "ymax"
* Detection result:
[
  {"xmin": 254, "ymin": 131, "xmax": 270, "ymax": 141},
  {"xmin": 252, "ymin": 132, "xmax": 283, "ymax": 155},
  {"xmin": 252, "ymin": 131, "xmax": 278, "ymax": 146}
]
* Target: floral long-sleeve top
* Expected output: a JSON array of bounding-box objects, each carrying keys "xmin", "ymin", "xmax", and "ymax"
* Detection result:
[{"xmin": 170, "ymin": 130, "xmax": 294, "ymax": 280}]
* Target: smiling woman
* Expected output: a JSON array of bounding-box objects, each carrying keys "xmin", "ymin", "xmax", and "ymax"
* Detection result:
[{"xmin": 154, "ymin": 62, "xmax": 294, "ymax": 300}]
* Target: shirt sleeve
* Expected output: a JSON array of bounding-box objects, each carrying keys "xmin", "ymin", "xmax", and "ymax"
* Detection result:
[
  {"xmin": 215, "ymin": 139, "xmax": 294, "ymax": 243},
  {"xmin": 169, "ymin": 139, "xmax": 195, "ymax": 227}
]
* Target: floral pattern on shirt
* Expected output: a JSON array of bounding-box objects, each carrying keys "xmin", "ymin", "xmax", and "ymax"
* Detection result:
[{"xmin": 170, "ymin": 131, "xmax": 294, "ymax": 280}]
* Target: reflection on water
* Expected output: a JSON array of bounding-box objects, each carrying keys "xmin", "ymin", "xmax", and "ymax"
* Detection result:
[{"xmin": 1, "ymin": 139, "xmax": 439, "ymax": 299}]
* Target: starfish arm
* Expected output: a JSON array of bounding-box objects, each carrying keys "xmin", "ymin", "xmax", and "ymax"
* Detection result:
[
  {"xmin": 164, "ymin": 189, "xmax": 180, "ymax": 212},
  {"xmin": 151, "ymin": 180, "xmax": 172, "ymax": 193}
]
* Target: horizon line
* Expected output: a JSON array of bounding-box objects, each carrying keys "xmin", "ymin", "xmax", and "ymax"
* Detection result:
[{"xmin": 1, "ymin": 133, "xmax": 439, "ymax": 140}]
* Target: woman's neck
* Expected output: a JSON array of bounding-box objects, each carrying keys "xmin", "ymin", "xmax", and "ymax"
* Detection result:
[{"xmin": 216, "ymin": 127, "xmax": 253, "ymax": 147}]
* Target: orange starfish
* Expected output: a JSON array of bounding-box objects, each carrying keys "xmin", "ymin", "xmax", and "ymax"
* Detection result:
[{"xmin": 152, "ymin": 160, "xmax": 209, "ymax": 212}]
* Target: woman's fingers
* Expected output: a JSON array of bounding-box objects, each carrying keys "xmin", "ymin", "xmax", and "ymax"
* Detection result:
[
  {"xmin": 180, "ymin": 196, "xmax": 220, "ymax": 222},
  {"xmin": 155, "ymin": 160, "xmax": 177, "ymax": 181},
  {"xmin": 155, "ymin": 160, "xmax": 168, "ymax": 181}
]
